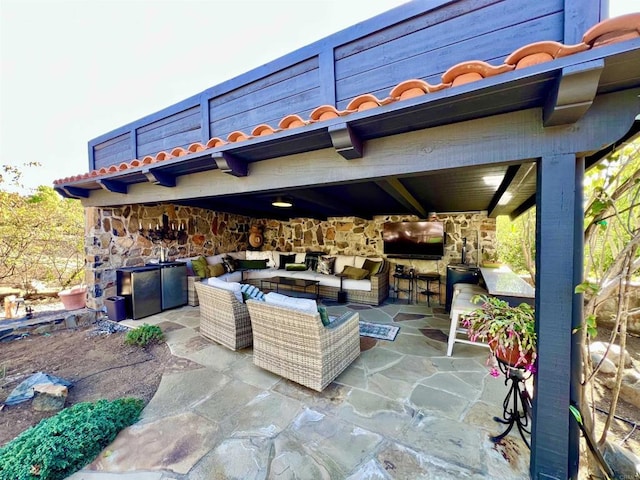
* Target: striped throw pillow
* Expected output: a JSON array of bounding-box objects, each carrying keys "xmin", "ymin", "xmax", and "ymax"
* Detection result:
[{"xmin": 240, "ymin": 284, "xmax": 265, "ymax": 302}]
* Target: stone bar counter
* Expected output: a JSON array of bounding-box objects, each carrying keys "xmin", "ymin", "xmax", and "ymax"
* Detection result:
[{"xmin": 480, "ymin": 265, "xmax": 535, "ymax": 306}]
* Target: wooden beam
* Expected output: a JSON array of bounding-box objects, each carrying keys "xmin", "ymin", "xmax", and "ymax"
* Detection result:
[
  {"xmin": 530, "ymin": 153, "xmax": 580, "ymax": 479},
  {"xmin": 143, "ymin": 169, "xmax": 176, "ymax": 187},
  {"xmin": 290, "ymin": 189, "xmax": 352, "ymax": 217},
  {"xmin": 212, "ymin": 153, "xmax": 248, "ymax": 177},
  {"xmin": 375, "ymin": 178, "xmax": 427, "ymax": 217},
  {"xmin": 543, "ymin": 59, "xmax": 604, "ymax": 127},
  {"xmin": 487, "ymin": 165, "xmax": 520, "ymax": 216},
  {"xmin": 97, "ymin": 179, "xmax": 128, "ymax": 194},
  {"xmin": 55, "ymin": 187, "xmax": 74, "ymax": 199},
  {"xmin": 328, "ymin": 123, "xmax": 363, "ymax": 160},
  {"xmin": 509, "ymin": 194, "xmax": 536, "ymax": 220}
]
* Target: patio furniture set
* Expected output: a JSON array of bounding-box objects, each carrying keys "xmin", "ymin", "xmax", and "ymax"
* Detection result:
[{"xmin": 193, "ymin": 280, "xmax": 360, "ymax": 392}]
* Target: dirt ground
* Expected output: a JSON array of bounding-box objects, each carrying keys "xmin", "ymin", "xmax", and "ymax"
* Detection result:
[
  {"xmin": 0, "ymin": 324, "xmax": 199, "ymax": 447},
  {"xmin": 0, "ymin": 318, "xmax": 638, "ymax": 461}
]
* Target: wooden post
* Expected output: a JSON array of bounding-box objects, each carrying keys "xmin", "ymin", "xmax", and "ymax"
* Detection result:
[{"xmin": 531, "ymin": 153, "xmax": 581, "ymax": 479}]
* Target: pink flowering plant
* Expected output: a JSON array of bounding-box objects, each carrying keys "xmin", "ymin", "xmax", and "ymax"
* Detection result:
[{"xmin": 461, "ymin": 294, "xmax": 537, "ymax": 377}]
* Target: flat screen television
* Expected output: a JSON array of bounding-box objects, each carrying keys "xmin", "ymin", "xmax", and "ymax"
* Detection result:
[{"xmin": 383, "ymin": 221, "xmax": 445, "ymax": 259}]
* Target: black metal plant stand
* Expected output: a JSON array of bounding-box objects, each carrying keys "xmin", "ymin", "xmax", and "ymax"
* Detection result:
[{"xmin": 491, "ymin": 358, "xmax": 533, "ymax": 448}]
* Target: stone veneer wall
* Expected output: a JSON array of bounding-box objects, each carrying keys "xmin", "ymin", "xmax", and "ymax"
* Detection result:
[
  {"xmin": 260, "ymin": 212, "xmax": 496, "ymax": 274},
  {"xmin": 84, "ymin": 204, "xmax": 495, "ymax": 308},
  {"xmin": 84, "ymin": 204, "xmax": 252, "ymax": 309}
]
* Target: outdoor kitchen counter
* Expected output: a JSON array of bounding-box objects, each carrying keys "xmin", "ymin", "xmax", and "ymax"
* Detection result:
[{"xmin": 480, "ymin": 266, "xmax": 535, "ymax": 306}]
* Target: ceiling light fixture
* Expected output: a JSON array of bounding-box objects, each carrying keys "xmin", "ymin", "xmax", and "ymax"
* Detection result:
[{"xmin": 272, "ymin": 196, "xmax": 293, "ymax": 208}]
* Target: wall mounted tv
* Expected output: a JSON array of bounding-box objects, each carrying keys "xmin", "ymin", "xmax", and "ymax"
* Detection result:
[{"xmin": 383, "ymin": 221, "xmax": 445, "ymax": 259}]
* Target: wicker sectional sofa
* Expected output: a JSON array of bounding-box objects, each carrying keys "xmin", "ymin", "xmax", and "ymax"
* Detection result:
[{"xmin": 180, "ymin": 250, "xmax": 390, "ymax": 307}]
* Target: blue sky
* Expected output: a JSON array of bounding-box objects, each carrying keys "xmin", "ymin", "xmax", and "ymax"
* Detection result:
[{"xmin": 1, "ymin": 0, "xmax": 637, "ymax": 192}]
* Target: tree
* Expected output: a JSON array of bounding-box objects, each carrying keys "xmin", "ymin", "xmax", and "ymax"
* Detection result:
[{"xmin": 0, "ymin": 164, "xmax": 85, "ymax": 290}]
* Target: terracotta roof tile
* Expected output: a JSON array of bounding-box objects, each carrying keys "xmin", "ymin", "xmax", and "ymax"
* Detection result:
[
  {"xmin": 171, "ymin": 147, "xmax": 188, "ymax": 157},
  {"xmin": 188, "ymin": 143, "xmax": 206, "ymax": 153},
  {"xmin": 206, "ymin": 137, "xmax": 227, "ymax": 148},
  {"xmin": 55, "ymin": 14, "xmax": 637, "ymax": 186},
  {"xmin": 252, "ymin": 124, "xmax": 281, "ymax": 136},
  {"xmin": 442, "ymin": 60, "xmax": 515, "ymax": 86},
  {"xmin": 279, "ymin": 114, "xmax": 308, "ymax": 129},
  {"xmin": 227, "ymin": 131, "xmax": 252, "ymax": 143},
  {"xmin": 505, "ymin": 41, "xmax": 590, "ymax": 69},
  {"xmin": 583, "ymin": 13, "xmax": 640, "ymax": 48},
  {"xmin": 309, "ymin": 105, "xmax": 348, "ymax": 122}
]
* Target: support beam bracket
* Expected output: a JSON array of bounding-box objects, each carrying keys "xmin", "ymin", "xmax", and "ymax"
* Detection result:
[
  {"xmin": 543, "ymin": 59, "xmax": 604, "ymax": 127},
  {"xmin": 143, "ymin": 168, "xmax": 177, "ymax": 187},
  {"xmin": 329, "ymin": 123, "xmax": 363, "ymax": 160},
  {"xmin": 213, "ymin": 153, "xmax": 248, "ymax": 177},
  {"xmin": 61, "ymin": 186, "xmax": 90, "ymax": 198},
  {"xmin": 97, "ymin": 179, "xmax": 128, "ymax": 194}
]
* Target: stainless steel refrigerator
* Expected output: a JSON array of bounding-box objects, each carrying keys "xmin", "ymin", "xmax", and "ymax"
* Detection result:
[
  {"xmin": 116, "ymin": 266, "xmax": 162, "ymax": 320},
  {"xmin": 156, "ymin": 262, "xmax": 187, "ymax": 310}
]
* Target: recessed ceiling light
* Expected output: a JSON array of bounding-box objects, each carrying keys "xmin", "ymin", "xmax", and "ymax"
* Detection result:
[{"xmin": 272, "ymin": 196, "xmax": 293, "ymax": 208}]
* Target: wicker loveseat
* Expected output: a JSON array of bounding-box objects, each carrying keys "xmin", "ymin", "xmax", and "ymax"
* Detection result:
[
  {"xmin": 193, "ymin": 281, "xmax": 252, "ymax": 351},
  {"xmin": 246, "ymin": 297, "xmax": 360, "ymax": 392}
]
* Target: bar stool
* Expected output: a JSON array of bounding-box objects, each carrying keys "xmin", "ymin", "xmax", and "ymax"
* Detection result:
[{"xmin": 447, "ymin": 287, "xmax": 490, "ymax": 356}]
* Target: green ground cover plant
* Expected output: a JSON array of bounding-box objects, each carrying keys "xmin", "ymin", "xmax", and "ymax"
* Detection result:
[
  {"xmin": 124, "ymin": 323, "xmax": 165, "ymax": 347},
  {"xmin": 0, "ymin": 397, "xmax": 143, "ymax": 480}
]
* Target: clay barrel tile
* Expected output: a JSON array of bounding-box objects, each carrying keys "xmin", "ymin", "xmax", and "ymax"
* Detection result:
[
  {"xmin": 279, "ymin": 114, "xmax": 308, "ymax": 129},
  {"xmin": 206, "ymin": 137, "xmax": 227, "ymax": 148},
  {"xmin": 81, "ymin": 173, "xmax": 92, "ymax": 179},
  {"xmin": 188, "ymin": 143, "xmax": 206, "ymax": 153},
  {"xmin": 107, "ymin": 165, "xmax": 118, "ymax": 173},
  {"xmin": 309, "ymin": 105, "xmax": 346, "ymax": 122},
  {"xmin": 171, "ymin": 147, "xmax": 187, "ymax": 157},
  {"xmin": 118, "ymin": 163, "xmax": 129, "ymax": 171},
  {"xmin": 141, "ymin": 156, "xmax": 155, "ymax": 165},
  {"xmin": 227, "ymin": 131, "xmax": 251, "ymax": 143},
  {"xmin": 98, "ymin": 167, "xmax": 108, "ymax": 175},
  {"xmin": 505, "ymin": 41, "xmax": 590, "ymax": 69},
  {"xmin": 346, "ymin": 94, "xmax": 382, "ymax": 112},
  {"xmin": 442, "ymin": 60, "xmax": 515, "ymax": 86},
  {"xmin": 155, "ymin": 151, "xmax": 172, "ymax": 161},
  {"xmin": 129, "ymin": 159, "xmax": 141, "ymax": 167},
  {"xmin": 583, "ymin": 13, "xmax": 640, "ymax": 48},
  {"xmin": 252, "ymin": 124, "xmax": 280, "ymax": 136},
  {"xmin": 90, "ymin": 170, "xmax": 99, "ymax": 177}
]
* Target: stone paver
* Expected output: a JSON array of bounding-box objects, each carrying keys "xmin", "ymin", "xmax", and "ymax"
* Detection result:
[{"xmin": 68, "ymin": 300, "xmax": 530, "ymax": 479}]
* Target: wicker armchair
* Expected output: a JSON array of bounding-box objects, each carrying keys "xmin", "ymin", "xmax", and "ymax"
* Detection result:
[
  {"xmin": 193, "ymin": 282, "xmax": 252, "ymax": 350},
  {"xmin": 245, "ymin": 300, "xmax": 360, "ymax": 391}
]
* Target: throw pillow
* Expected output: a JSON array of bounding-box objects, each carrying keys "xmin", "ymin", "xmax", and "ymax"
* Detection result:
[
  {"xmin": 191, "ymin": 256, "xmax": 208, "ymax": 278},
  {"xmin": 285, "ymin": 263, "xmax": 307, "ymax": 271},
  {"xmin": 342, "ymin": 265, "xmax": 370, "ymax": 280},
  {"xmin": 362, "ymin": 259, "xmax": 382, "ymax": 276},
  {"xmin": 318, "ymin": 306, "xmax": 331, "ymax": 326},
  {"xmin": 278, "ymin": 254, "xmax": 296, "ymax": 270},
  {"xmin": 317, "ymin": 256, "xmax": 336, "ymax": 275},
  {"xmin": 304, "ymin": 251, "xmax": 325, "ymax": 271},
  {"xmin": 207, "ymin": 263, "xmax": 226, "ymax": 278},
  {"xmin": 222, "ymin": 255, "xmax": 236, "ymax": 273},
  {"xmin": 236, "ymin": 259, "xmax": 269, "ymax": 270},
  {"xmin": 240, "ymin": 283, "xmax": 266, "ymax": 302}
]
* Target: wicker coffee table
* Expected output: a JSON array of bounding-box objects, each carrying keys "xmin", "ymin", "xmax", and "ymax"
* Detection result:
[{"xmin": 260, "ymin": 276, "xmax": 320, "ymax": 299}]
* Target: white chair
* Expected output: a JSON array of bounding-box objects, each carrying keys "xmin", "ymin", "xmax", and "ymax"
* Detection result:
[{"xmin": 447, "ymin": 285, "xmax": 490, "ymax": 356}]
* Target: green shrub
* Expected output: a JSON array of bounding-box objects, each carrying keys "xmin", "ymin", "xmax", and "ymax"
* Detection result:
[
  {"xmin": 0, "ymin": 397, "xmax": 144, "ymax": 480},
  {"xmin": 124, "ymin": 323, "xmax": 164, "ymax": 347}
]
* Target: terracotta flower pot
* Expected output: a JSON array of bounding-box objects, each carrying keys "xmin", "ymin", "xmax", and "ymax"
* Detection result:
[
  {"xmin": 489, "ymin": 338, "xmax": 534, "ymax": 368},
  {"xmin": 58, "ymin": 286, "xmax": 87, "ymax": 310}
]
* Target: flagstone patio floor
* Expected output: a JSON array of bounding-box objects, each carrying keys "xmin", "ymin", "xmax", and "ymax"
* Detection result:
[{"xmin": 68, "ymin": 300, "xmax": 530, "ymax": 480}]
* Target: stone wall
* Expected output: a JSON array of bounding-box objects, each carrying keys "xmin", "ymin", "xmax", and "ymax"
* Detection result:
[
  {"xmin": 84, "ymin": 204, "xmax": 252, "ymax": 309},
  {"xmin": 260, "ymin": 211, "xmax": 495, "ymax": 274},
  {"xmin": 84, "ymin": 204, "xmax": 494, "ymax": 308}
]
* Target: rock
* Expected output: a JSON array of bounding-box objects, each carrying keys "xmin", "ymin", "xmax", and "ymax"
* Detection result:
[
  {"xmin": 32, "ymin": 384, "xmax": 68, "ymax": 411},
  {"xmin": 589, "ymin": 342, "xmax": 632, "ymax": 368},
  {"xmin": 590, "ymin": 352, "xmax": 617, "ymax": 374},
  {"xmin": 602, "ymin": 441, "xmax": 640, "ymax": 479}
]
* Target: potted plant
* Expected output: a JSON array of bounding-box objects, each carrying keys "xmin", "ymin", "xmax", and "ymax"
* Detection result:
[
  {"xmin": 462, "ymin": 294, "xmax": 537, "ymax": 376},
  {"xmin": 481, "ymin": 250, "xmax": 502, "ymax": 268}
]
